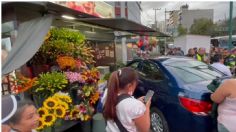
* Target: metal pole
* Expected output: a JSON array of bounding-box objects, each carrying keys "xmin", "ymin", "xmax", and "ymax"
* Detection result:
[
  {"xmin": 153, "ymin": 8, "xmax": 161, "ymax": 30},
  {"xmin": 165, "ymin": 8, "xmax": 167, "ymax": 55},
  {"xmin": 155, "ymin": 9, "xmax": 157, "ymax": 28},
  {"xmin": 228, "ymin": 1, "xmax": 233, "ymax": 49}
]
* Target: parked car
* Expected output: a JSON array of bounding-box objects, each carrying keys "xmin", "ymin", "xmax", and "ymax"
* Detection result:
[{"xmin": 127, "ymin": 56, "xmax": 228, "ymax": 132}]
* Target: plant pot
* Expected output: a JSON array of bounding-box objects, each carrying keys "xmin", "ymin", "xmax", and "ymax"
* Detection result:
[
  {"xmin": 81, "ymin": 120, "xmax": 92, "ymax": 132},
  {"xmin": 92, "ymin": 113, "xmax": 106, "ymax": 132}
]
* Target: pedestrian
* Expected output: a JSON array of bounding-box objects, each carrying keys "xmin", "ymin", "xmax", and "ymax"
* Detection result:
[
  {"xmin": 193, "ymin": 47, "xmax": 198, "ymax": 54},
  {"xmin": 175, "ymin": 47, "xmax": 184, "ymax": 56},
  {"xmin": 103, "ymin": 67, "xmax": 151, "ymax": 132},
  {"xmin": 2, "ymin": 95, "xmax": 39, "ymax": 132},
  {"xmin": 210, "ymin": 79, "xmax": 236, "ymax": 132},
  {"xmin": 211, "ymin": 54, "xmax": 232, "ymax": 77},
  {"xmin": 186, "ymin": 48, "xmax": 195, "ymax": 58},
  {"xmin": 224, "ymin": 48, "xmax": 236, "ymax": 75},
  {"xmin": 195, "ymin": 47, "xmax": 209, "ymax": 63}
]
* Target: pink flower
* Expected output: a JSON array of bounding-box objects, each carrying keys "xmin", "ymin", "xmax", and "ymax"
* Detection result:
[{"xmin": 65, "ymin": 72, "xmax": 85, "ymax": 83}]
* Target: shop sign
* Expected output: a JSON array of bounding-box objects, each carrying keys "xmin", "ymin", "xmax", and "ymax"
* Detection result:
[{"xmin": 53, "ymin": 1, "xmax": 114, "ymax": 18}]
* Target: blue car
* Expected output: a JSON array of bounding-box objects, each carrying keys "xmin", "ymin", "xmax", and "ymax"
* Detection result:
[{"xmin": 127, "ymin": 56, "xmax": 227, "ymax": 132}]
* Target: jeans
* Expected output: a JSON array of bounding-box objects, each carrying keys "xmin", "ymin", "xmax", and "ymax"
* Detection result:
[{"xmin": 218, "ymin": 123, "xmax": 229, "ymax": 132}]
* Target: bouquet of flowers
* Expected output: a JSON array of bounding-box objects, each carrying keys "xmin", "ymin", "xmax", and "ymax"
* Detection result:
[{"xmin": 36, "ymin": 92, "xmax": 72, "ymax": 131}]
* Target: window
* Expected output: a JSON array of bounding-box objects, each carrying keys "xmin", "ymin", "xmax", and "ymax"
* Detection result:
[
  {"xmin": 166, "ymin": 60, "xmax": 224, "ymax": 83},
  {"xmin": 141, "ymin": 61, "xmax": 164, "ymax": 81},
  {"xmin": 125, "ymin": 7, "xmax": 128, "ymax": 18},
  {"xmin": 115, "ymin": 2, "xmax": 121, "ymax": 17},
  {"xmin": 128, "ymin": 61, "xmax": 140, "ymax": 69},
  {"xmin": 115, "ymin": 7, "xmax": 121, "ymax": 17}
]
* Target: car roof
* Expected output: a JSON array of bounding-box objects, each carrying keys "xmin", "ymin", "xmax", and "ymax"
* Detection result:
[
  {"xmin": 130, "ymin": 56, "xmax": 195, "ymax": 65},
  {"xmin": 150, "ymin": 56, "xmax": 195, "ymax": 65}
]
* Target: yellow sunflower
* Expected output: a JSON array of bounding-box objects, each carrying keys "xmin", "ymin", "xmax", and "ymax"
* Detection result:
[
  {"xmin": 84, "ymin": 114, "xmax": 90, "ymax": 121},
  {"xmin": 37, "ymin": 107, "xmax": 48, "ymax": 118},
  {"xmin": 54, "ymin": 106, "xmax": 66, "ymax": 118},
  {"xmin": 70, "ymin": 108, "xmax": 80, "ymax": 119},
  {"xmin": 43, "ymin": 97, "xmax": 58, "ymax": 109},
  {"xmin": 36, "ymin": 118, "xmax": 45, "ymax": 131},
  {"xmin": 58, "ymin": 101, "xmax": 69, "ymax": 110},
  {"xmin": 53, "ymin": 94, "xmax": 72, "ymax": 103},
  {"xmin": 42, "ymin": 114, "xmax": 56, "ymax": 127}
]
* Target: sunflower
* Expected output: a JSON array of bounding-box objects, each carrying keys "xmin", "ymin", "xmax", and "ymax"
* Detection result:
[
  {"xmin": 42, "ymin": 114, "xmax": 56, "ymax": 127},
  {"xmin": 37, "ymin": 107, "xmax": 48, "ymax": 117},
  {"xmin": 36, "ymin": 118, "xmax": 45, "ymax": 131},
  {"xmin": 43, "ymin": 97, "xmax": 58, "ymax": 109},
  {"xmin": 53, "ymin": 94, "xmax": 72, "ymax": 103},
  {"xmin": 54, "ymin": 106, "xmax": 66, "ymax": 118},
  {"xmin": 58, "ymin": 101, "xmax": 69, "ymax": 110},
  {"xmin": 70, "ymin": 108, "xmax": 80, "ymax": 119},
  {"xmin": 84, "ymin": 114, "xmax": 90, "ymax": 121}
]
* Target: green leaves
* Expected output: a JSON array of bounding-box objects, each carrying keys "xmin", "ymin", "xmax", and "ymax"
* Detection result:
[
  {"xmin": 29, "ymin": 28, "xmax": 86, "ymax": 65},
  {"xmin": 177, "ymin": 25, "xmax": 187, "ymax": 36},
  {"xmin": 33, "ymin": 72, "xmax": 68, "ymax": 98},
  {"xmin": 190, "ymin": 18, "xmax": 215, "ymax": 36}
]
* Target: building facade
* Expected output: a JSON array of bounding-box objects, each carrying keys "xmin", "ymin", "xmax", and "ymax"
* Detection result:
[
  {"xmin": 167, "ymin": 4, "xmax": 214, "ymax": 36},
  {"xmin": 107, "ymin": 2, "xmax": 142, "ymax": 23},
  {"xmin": 106, "ymin": 2, "xmax": 142, "ymax": 64},
  {"xmin": 179, "ymin": 9, "xmax": 214, "ymax": 31}
]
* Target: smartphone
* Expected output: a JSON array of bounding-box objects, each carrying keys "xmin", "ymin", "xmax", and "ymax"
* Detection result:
[{"xmin": 144, "ymin": 90, "xmax": 154, "ymax": 104}]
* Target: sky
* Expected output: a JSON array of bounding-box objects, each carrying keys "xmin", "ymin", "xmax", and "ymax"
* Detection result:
[{"xmin": 140, "ymin": 2, "xmax": 236, "ymax": 26}]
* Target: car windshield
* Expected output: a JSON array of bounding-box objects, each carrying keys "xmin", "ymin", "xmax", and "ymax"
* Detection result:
[{"xmin": 165, "ymin": 60, "xmax": 224, "ymax": 83}]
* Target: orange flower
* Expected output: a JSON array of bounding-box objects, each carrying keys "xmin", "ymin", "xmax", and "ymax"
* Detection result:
[
  {"xmin": 11, "ymin": 76, "xmax": 37, "ymax": 94},
  {"xmin": 56, "ymin": 56, "xmax": 76, "ymax": 70},
  {"xmin": 18, "ymin": 78, "xmax": 37, "ymax": 93},
  {"xmin": 90, "ymin": 92, "xmax": 100, "ymax": 104}
]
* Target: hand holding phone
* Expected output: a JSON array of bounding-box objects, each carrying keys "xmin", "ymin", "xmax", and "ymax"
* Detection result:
[{"xmin": 144, "ymin": 90, "xmax": 154, "ymax": 104}]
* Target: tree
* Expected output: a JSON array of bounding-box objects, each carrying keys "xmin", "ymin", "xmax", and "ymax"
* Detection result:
[
  {"xmin": 190, "ymin": 18, "xmax": 216, "ymax": 36},
  {"xmin": 177, "ymin": 25, "xmax": 187, "ymax": 36}
]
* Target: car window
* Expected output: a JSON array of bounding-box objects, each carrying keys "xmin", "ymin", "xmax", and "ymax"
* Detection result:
[
  {"xmin": 128, "ymin": 61, "xmax": 140, "ymax": 69},
  {"xmin": 141, "ymin": 61, "xmax": 164, "ymax": 81},
  {"xmin": 166, "ymin": 60, "xmax": 224, "ymax": 83}
]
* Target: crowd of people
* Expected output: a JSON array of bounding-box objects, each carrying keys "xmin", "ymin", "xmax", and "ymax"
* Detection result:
[{"xmin": 167, "ymin": 46, "xmax": 236, "ymax": 76}]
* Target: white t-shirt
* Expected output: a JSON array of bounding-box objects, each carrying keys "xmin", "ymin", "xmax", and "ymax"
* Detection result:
[
  {"xmin": 106, "ymin": 97, "xmax": 146, "ymax": 132},
  {"xmin": 211, "ymin": 62, "xmax": 232, "ymax": 77}
]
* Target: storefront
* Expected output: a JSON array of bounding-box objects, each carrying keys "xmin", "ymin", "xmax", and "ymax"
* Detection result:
[{"xmin": 2, "ymin": 2, "xmax": 168, "ymax": 131}]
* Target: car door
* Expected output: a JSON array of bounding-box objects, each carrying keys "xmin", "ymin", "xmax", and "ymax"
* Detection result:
[{"xmin": 137, "ymin": 60, "xmax": 172, "ymax": 110}]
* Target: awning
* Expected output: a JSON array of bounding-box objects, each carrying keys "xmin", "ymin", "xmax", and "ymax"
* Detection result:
[
  {"xmin": 76, "ymin": 18, "xmax": 169, "ymax": 37},
  {"xmin": 2, "ymin": 2, "xmax": 169, "ymax": 37}
]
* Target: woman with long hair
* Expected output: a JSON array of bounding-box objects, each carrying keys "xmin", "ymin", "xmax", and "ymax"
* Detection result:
[{"xmin": 103, "ymin": 67, "xmax": 151, "ymax": 132}]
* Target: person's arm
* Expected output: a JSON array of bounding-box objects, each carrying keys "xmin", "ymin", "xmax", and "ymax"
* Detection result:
[
  {"xmin": 211, "ymin": 80, "xmax": 231, "ymax": 103},
  {"xmin": 133, "ymin": 98, "xmax": 151, "ymax": 132}
]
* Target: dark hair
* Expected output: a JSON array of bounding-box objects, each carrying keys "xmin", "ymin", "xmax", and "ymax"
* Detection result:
[
  {"xmin": 6, "ymin": 100, "xmax": 35, "ymax": 125},
  {"xmin": 103, "ymin": 67, "xmax": 138, "ymax": 120},
  {"xmin": 212, "ymin": 54, "xmax": 223, "ymax": 63}
]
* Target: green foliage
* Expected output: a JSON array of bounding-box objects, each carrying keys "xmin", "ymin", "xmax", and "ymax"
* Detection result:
[
  {"xmin": 177, "ymin": 25, "xmax": 187, "ymax": 36},
  {"xmin": 190, "ymin": 18, "xmax": 216, "ymax": 36},
  {"xmin": 30, "ymin": 28, "xmax": 86, "ymax": 65},
  {"xmin": 33, "ymin": 72, "xmax": 68, "ymax": 98}
]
